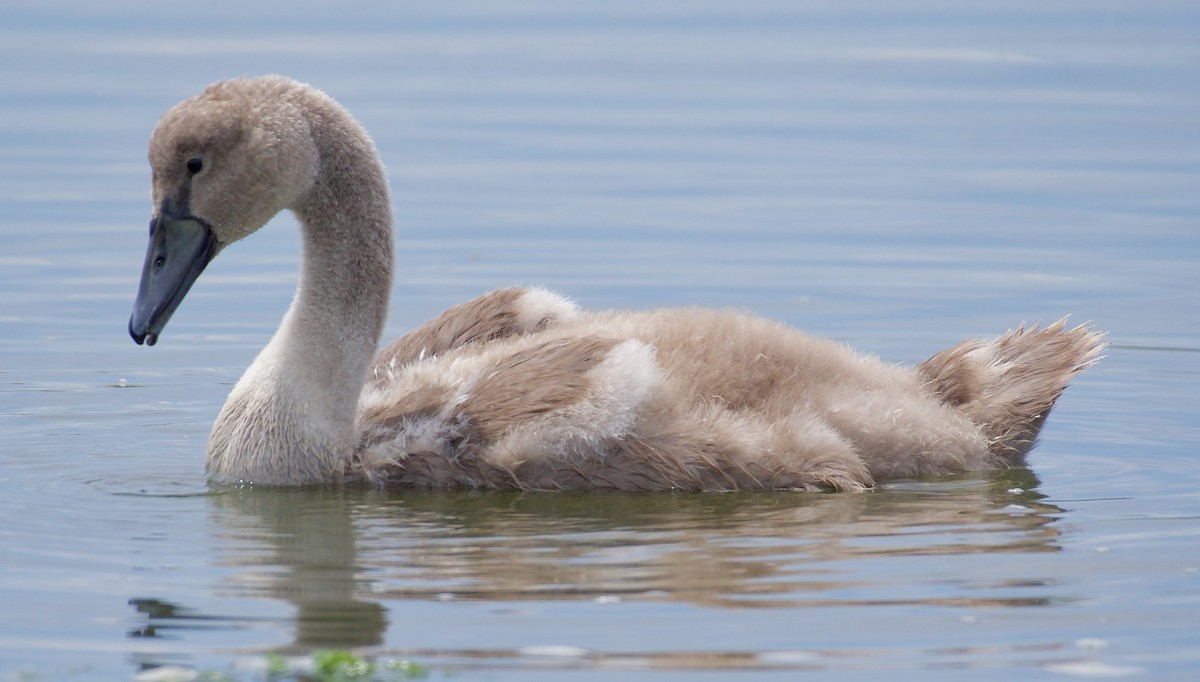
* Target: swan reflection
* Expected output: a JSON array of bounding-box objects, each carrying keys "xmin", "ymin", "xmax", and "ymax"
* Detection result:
[{"xmin": 167, "ymin": 468, "xmax": 1063, "ymax": 656}]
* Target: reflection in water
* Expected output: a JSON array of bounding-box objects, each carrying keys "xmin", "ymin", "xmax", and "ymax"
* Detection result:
[
  {"xmin": 146, "ymin": 467, "xmax": 1064, "ymax": 661},
  {"xmin": 359, "ymin": 468, "xmax": 1061, "ymax": 609},
  {"xmin": 208, "ymin": 489, "xmax": 387, "ymax": 653}
]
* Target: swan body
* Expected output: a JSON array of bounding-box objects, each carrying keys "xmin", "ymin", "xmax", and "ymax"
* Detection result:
[{"xmin": 129, "ymin": 76, "xmax": 1104, "ymax": 491}]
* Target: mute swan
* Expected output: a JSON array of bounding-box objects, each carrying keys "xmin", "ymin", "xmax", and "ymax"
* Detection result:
[{"xmin": 129, "ymin": 76, "xmax": 1104, "ymax": 491}]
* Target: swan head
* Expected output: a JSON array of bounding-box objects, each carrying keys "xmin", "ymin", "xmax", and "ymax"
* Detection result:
[{"xmin": 129, "ymin": 76, "xmax": 320, "ymax": 345}]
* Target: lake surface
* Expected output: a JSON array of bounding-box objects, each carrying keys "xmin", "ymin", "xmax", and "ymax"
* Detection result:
[{"xmin": 1, "ymin": 1, "xmax": 1198, "ymax": 679}]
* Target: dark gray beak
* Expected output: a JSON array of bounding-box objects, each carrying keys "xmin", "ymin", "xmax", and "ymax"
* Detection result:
[{"xmin": 129, "ymin": 211, "xmax": 217, "ymax": 346}]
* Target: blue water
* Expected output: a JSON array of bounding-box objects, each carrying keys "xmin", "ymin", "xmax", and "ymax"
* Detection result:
[{"xmin": 1, "ymin": 1, "xmax": 1198, "ymax": 679}]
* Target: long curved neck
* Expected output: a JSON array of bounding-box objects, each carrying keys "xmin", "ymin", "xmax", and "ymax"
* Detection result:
[
  {"xmin": 285, "ymin": 101, "xmax": 394, "ymax": 423},
  {"xmin": 206, "ymin": 96, "xmax": 393, "ymax": 485}
]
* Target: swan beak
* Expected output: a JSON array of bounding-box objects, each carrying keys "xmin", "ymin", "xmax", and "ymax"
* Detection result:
[{"xmin": 129, "ymin": 213, "xmax": 217, "ymax": 346}]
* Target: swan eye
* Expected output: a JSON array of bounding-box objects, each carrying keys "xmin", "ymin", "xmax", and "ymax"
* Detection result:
[{"xmin": 186, "ymin": 157, "xmax": 203, "ymax": 174}]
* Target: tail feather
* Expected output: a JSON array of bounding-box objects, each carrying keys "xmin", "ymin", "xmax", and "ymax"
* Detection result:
[{"xmin": 917, "ymin": 319, "xmax": 1105, "ymax": 461}]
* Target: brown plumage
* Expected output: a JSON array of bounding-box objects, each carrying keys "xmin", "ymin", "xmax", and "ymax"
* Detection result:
[
  {"xmin": 128, "ymin": 76, "xmax": 1105, "ymax": 491},
  {"xmin": 917, "ymin": 319, "xmax": 1104, "ymax": 459}
]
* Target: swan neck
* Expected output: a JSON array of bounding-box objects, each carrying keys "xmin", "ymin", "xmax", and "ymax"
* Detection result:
[
  {"xmin": 207, "ymin": 94, "xmax": 393, "ymax": 485},
  {"xmin": 287, "ymin": 102, "xmax": 394, "ymax": 416}
]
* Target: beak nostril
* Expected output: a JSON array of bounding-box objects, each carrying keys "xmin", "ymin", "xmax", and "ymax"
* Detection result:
[{"xmin": 129, "ymin": 215, "xmax": 216, "ymax": 348}]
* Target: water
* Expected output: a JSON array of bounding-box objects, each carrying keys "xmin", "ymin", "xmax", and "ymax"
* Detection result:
[{"xmin": 2, "ymin": 1, "xmax": 1198, "ymax": 679}]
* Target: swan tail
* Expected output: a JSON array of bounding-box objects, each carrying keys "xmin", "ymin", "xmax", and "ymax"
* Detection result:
[{"xmin": 917, "ymin": 319, "xmax": 1105, "ymax": 462}]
